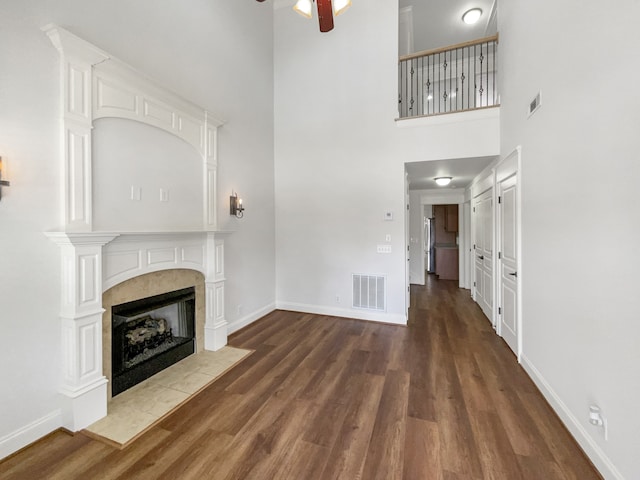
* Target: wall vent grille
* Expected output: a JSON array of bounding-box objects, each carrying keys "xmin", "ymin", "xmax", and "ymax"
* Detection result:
[
  {"xmin": 352, "ymin": 274, "xmax": 386, "ymax": 311},
  {"xmin": 528, "ymin": 91, "xmax": 542, "ymax": 117}
]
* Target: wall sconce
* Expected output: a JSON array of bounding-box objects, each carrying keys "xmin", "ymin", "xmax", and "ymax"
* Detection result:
[
  {"xmin": 230, "ymin": 192, "xmax": 244, "ymax": 218},
  {"xmin": 0, "ymin": 157, "xmax": 10, "ymax": 201}
]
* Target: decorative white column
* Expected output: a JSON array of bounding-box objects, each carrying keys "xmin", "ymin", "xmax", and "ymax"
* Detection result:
[
  {"xmin": 43, "ymin": 25, "xmax": 109, "ymax": 232},
  {"xmin": 204, "ymin": 114, "xmax": 219, "ymax": 231},
  {"xmin": 204, "ymin": 233, "xmax": 227, "ymax": 350},
  {"xmin": 45, "ymin": 233, "xmax": 118, "ymax": 431}
]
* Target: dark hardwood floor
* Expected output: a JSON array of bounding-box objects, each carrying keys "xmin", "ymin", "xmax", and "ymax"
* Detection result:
[{"xmin": 0, "ymin": 275, "xmax": 601, "ymax": 479}]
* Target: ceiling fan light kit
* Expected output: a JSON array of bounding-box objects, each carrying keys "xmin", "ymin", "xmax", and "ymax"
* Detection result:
[
  {"xmin": 293, "ymin": 0, "xmax": 313, "ymax": 18},
  {"xmin": 258, "ymin": 0, "xmax": 352, "ymax": 33}
]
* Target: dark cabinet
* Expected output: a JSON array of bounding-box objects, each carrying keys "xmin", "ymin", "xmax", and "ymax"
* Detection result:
[{"xmin": 445, "ymin": 205, "xmax": 458, "ymax": 232}]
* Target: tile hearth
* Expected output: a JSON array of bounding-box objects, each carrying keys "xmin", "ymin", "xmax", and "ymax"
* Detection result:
[{"xmin": 84, "ymin": 346, "xmax": 252, "ymax": 447}]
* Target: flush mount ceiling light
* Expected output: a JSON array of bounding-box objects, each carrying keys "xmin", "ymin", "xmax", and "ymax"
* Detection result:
[
  {"xmin": 435, "ymin": 177, "xmax": 453, "ymax": 186},
  {"xmin": 462, "ymin": 8, "xmax": 483, "ymax": 25},
  {"xmin": 257, "ymin": 0, "xmax": 352, "ymax": 33}
]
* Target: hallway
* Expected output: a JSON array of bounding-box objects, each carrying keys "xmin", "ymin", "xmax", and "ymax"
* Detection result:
[
  {"xmin": 407, "ymin": 275, "xmax": 601, "ymax": 478},
  {"xmin": 0, "ymin": 277, "xmax": 601, "ymax": 479}
]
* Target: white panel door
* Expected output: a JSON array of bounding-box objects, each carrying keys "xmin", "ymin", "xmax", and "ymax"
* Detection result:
[
  {"xmin": 499, "ymin": 174, "xmax": 518, "ymax": 355},
  {"xmin": 473, "ymin": 189, "xmax": 493, "ymax": 323}
]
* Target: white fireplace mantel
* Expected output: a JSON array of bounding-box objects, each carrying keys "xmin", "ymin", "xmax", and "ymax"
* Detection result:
[{"xmin": 43, "ymin": 25, "xmax": 229, "ymax": 433}]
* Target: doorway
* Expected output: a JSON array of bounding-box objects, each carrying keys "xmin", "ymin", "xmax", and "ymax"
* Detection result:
[{"xmin": 496, "ymin": 147, "xmax": 521, "ymax": 358}]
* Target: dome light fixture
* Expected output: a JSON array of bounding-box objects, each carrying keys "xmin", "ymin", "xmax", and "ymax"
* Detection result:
[
  {"xmin": 462, "ymin": 8, "xmax": 483, "ymax": 25},
  {"xmin": 435, "ymin": 177, "xmax": 452, "ymax": 187}
]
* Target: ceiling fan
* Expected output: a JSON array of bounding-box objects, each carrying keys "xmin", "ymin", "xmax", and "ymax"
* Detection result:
[{"xmin": 256, "ymin": 0, "xmax": 352, "ymax": 33}]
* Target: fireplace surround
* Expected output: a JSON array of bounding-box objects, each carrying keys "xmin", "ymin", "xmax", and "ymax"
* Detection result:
[
  {"xmin": 43, "ymin": 25, "xmax": 228, "ymax": 433},
  {"xmin": 102, "ymin": 269, "xmax": 206, "ymax": 399}
]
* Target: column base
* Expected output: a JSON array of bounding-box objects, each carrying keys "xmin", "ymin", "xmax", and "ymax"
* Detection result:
[
  {"xmin": 60, "ymin": 377, "xmax": 108, "ymax": 432},
  {"xmin": 204, "ymin": 321, "xmax": 228, "ymax": 351}
]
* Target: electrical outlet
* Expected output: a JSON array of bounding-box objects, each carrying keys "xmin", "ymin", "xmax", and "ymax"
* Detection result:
[
  {"xmin": 335, "ymin": 295, "xmax": 340, "ymax": 304},
  {"xmin": 385, "ymin": 234, "xmax": 391, "ymax": 242},
  {"xmin": 237, "ymin": 304, "xmax": 243, "ymax": 315},
  {"xmin": 159, "ymin": 188, "xmax": 169, "ymax": 202}
]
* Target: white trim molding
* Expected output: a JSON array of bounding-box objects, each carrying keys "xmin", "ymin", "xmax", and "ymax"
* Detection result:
[
  {"xmin": 521, "ymin": 355, "xmax": 623, "ymax": 480},
  {"xmin": 42, "ymin": 24, "xmax": 223, "ymax": 233},
  {"xmin": 227, "ymin": 303, "xmax": 277, "ymax": 335},
  {"xmin": 41, "ymin": 25, "xmax": 229, "ymax": 434},
  {"xmin": 276, "ymin": 302, "xmax": 407, "ymax": 326},
  {"xmin": 46, "ymin": 231, "xmax": 228, "ymax": 431},
  {"xmin": 0, "ymin": 410, "xmax": 63, "ymax": 461},
  {"xmin": 44, "ymin": 233, "xmax": 118, "ymax": 431}
]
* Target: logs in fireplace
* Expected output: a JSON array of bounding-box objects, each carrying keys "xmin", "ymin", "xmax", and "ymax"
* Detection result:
[{"xmin": 112, "ymin": 287, "xmax": 195, "ymax": 396}]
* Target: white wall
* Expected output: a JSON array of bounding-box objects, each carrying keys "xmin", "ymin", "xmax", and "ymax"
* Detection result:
[
  {"xmin": 274, "ymin": 1, "xmax": 499, "ymax": 324},
  {"xmin": 500, "ymin": 1, "xmax": 640, "ymax": 478},
  {"xmin": 93, "ymin": 119, "xmax": 204, "ymax": 232},
  {"xmin": 408, "ymin": 193, "xmax": 425, "ymax": 285},
  {"xmin": 0, "ymin": 0, "xmax": 274, "ymax": 457}
]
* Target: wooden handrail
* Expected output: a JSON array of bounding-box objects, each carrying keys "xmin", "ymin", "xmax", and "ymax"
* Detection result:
[{"xmin": 399, "ymin": 33, "xmax": 499, "ymax": 63}]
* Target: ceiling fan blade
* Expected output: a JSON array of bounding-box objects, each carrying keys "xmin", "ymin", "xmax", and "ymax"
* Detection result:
[{"xmin": 316, "ymin": 0, "xmax": 335, "ymax": 32}]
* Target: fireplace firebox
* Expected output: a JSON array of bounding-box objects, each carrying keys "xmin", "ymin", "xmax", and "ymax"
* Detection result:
[{"xmin": 111, "ymin": 286, "xmax": 195, "ymax": 396}]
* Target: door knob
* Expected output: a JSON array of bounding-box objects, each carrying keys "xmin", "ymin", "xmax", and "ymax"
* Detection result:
[
  {"xmin": 478, "ymin": 255, "xmax": 484, "ymax": 260},
  {"xmin": 509, "ymin": 271, "xmax": 518, "ymax": 277}
]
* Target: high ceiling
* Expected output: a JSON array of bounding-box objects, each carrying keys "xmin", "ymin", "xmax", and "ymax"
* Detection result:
[
  {"xmin": 401, "ymin": 1, "xmax": 498, "ymax": 192},
  {"xmin": 399, "ymin": 0, "xmax": 497, "ymax": 54}
]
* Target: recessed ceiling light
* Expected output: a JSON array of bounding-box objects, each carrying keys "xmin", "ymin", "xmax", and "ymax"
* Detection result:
[
  {"xmin": 435, "ymin": 177, "xmax": 452, "ymax": 186},
  {"xmin": 462, "ymin": 8, "xmax": 482, "ymax": 25}
]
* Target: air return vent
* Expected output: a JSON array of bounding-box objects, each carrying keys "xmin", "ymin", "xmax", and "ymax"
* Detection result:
[
  {"xmin": 352, "ymin": 274, "xmax": 386, "ymax": 311},
  {"xmin": 528, "ymin": 91, "xmax": 542, "ymax": 117}
]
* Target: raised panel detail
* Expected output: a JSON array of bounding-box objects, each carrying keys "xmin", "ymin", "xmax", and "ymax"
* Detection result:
[
  {"xmin": 206, "ymin": 167, "xmax": 217, "ymax": 229},
  {"xmin": 69, "ymin": 65, "xmax": 88, "ymax": 117},
  {"xmin": 96, "ymin": 77, "xmax": 138, "ymax": 114},
  {"xmin": 215, "ymin": 243, "xmax": 224, "ymax": 277},
  {"xmin": 181, "ymin": 245, "xmax": 205, "ymax": 266},
  {"xmin": 79, "ymin": 254, "xmax": 98, "ymax": 305},
  {"xmin": 67, "ymin": 129, "xmax": 90, "ymax": 224},
  {"xmin": 104, "ymin": 250, "xmax": 141, "ymax": 281},
  {"xmin": 143, "ymin": 99, "xmax": 175, "ymax": 129},
  {"xmin": 79, "ymin": 322, "xmax": 97, "ymax": 377},
  {"xmin": 206, "ymin": 285, "xmax": 214, "ymax": 319},
  {"xmin": 207, "ymin": 127, "xmax": 217, "ymax": 162},
  {"xmin": 147, "ymin": 248, "xmax": 177, "ymax": 265},
  {"xmin": 214, "ymin": 283, "xmax": 224, "ymax": 324}
]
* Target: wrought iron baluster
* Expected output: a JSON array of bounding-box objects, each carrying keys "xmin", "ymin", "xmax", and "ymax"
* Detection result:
[
  {"xmin": 473, "ymin": 44, "xmax": 477, "ymax": 108},
  {"xmin": 398, "ymin": 61, "xmax": 402, "ymax": 117},
  {"xmin": 426, "ymin": 54, "xmax": 431, "ymax": 115},
  {"xmin": 455, "ymin": 48, "xmax": 458, "ymax": 111},
  {"xmin": 479, "ymin": 43, "xmax": 485, "ymax": 106},
  {"xmin": 493, "ymin": 40, "xmax": 497, "ymax": 105},
  {"xmin": 448, "ymin": 50, "xmax": 452, "ymax": 112},
  {"xmin": 461, "ymin": 46, "xmax": 466, "ymax": 110}
]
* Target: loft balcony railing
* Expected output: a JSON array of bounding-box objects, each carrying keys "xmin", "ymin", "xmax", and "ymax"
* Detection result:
[{"xmin": 398, "ymin": 34, "xmax": 499, "ymax": 119}]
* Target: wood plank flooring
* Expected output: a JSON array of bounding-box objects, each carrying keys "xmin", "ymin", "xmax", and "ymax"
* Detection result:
[{"xmin": 0, "ymin": 275, "xmax": 602, "ymax": 479}]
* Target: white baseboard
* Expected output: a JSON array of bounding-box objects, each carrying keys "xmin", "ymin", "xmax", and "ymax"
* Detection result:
[
  {"xmin": 520, "ymin": 355, "xmax": 623, "ymax": 480},
  {"xmin": 0, "ymin": 409, "xmax": 62, "ymax": 460},
  {"xmin": 276, "ymin": 301, "xmax": 407, "ymax": 325},
  {"xmin": 227, "ymin": 302, "xmax": 276, "ymax": 335}
]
